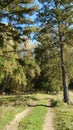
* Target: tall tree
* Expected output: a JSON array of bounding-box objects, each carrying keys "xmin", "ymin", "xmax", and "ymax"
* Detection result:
[{"xmin": 37, "ymin": 0, "xmax": 73, "ymax": 103}]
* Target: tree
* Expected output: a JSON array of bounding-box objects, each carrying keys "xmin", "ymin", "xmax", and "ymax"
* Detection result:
[
  {"xmin": 37, "ymin": 0, "xmax": 73, "ymax": 103},
  {"xmin": 17, "ymin": 39, "xmax": 41, "ymax": 92},
  {"xmin": 34, "ymin": 31, "xmax": 62, "ymax": 93},
  {"xmin": 0, "ymin": 0, "xmax": 38, "ymax": 35},
  {"xmin": 0, "ymin": 0, "xmax": 39, "ymax": 94},
  {"xmin": 0, "ymin": 0, "xmax": 38, "ymax": 56}
]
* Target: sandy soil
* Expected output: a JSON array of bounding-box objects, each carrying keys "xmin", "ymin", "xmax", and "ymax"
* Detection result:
[{"xmin": 43, "ymin": 101, "xmax": 54, "ymax": 130}]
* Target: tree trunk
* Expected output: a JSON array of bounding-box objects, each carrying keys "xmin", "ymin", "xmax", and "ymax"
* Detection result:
[
  {"xmin": 1, "ymin": 73, "xmax": 8, "ymax": 94},
  {"xmin": 60, "ymin": 43, "xmax": 70, "ymax": 104}
]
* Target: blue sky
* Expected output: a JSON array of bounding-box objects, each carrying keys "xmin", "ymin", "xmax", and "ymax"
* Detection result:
[
  {"xmin": 1, "ymin": 0, "xmax": 42, "ymax": 24},
  {"xmin": 1, "ymin": 0, "xmax": 42, "ymax": 44}
]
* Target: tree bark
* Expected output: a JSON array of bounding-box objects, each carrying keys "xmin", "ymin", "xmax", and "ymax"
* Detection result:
[{"xmin": 60, "ymin": 43, "xmax": 70, "ymax": 104}]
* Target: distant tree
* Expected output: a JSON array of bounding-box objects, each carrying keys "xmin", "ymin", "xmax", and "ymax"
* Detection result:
[
  {"xmin": 17, "ymin": 39, "xmax": 41, "ymax": 92},
  {"xmin": 34, "ymin": 32, "xmax": 62, "ymax": 93}
]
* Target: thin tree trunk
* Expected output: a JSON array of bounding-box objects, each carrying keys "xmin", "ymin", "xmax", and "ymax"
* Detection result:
[
  {"xmin": 2, "ymin": 75, "xmax": 7, "ymax": 94},
  {"xmin": 60, "ymin": 43, "xmax": 70, "ymax": 104}
]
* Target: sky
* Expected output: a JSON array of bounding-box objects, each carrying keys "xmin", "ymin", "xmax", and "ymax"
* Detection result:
[
  {"xmin": 1, "ymin": 0, "xmax": 42, "ymax": 24},
  {"xmin": 1, "ymin": 0, "xmax": 42, "ymax": 44},
  {"xmin": 1, "ymin": 0, "xmax": 73, "ymax": 43}
]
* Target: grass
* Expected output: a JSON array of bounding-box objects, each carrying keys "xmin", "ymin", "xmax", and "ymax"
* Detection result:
[
  {"xmin": 0, "ymin": 92, "xmax": 73, "ymax": 130},
  {"xmin": 51, "ymin": 92, "xmax": 73, "ymax": 130},
  {"xmin": 0, "ymin": 106, "xmax": 15, "ymax": 130},
  {"xmin": 18, "ymin": 99, "xmax": 48, "ymax": 130},
  {"xmin": 0, "ymin": 94, "xmax": 38, "ymax": 130}
]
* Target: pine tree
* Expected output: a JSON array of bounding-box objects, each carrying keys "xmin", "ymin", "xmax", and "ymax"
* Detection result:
[
  {"xmin": 37, "ymin": 0, "xmax": 73, "ymax": 103},
  {"xmin": 0, "ymin": 0, "xmax": 39, "ymax": 94},
  {"xmin": 0, "ymin": 0, "xmax": 38, "ymax": 34},
  {"xmin": 34, "ymin": 30, "xmax": 62, "ymax": 93}
]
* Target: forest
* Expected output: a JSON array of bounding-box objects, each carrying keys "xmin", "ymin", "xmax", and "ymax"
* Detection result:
[
  {"xmin": 0, "ymin": 0, "xmax": 73, "ymax": 104},
  {"xmin": 0, "ymin": 1, "xmax": 73, "ymax": 130}
]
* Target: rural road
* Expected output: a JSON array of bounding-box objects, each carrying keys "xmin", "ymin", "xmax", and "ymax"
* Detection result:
[
  {"xmin": 43, "ymin": 108, "xmax": 54, "ymax": 130},
  {"xmin": 4, "ymin": 100, "xmax": 54, "ymax": 130}
]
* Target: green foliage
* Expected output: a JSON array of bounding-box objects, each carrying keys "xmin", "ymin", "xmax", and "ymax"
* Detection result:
[
  {"xmin": 0, "ymin": 57, "xmax": 5, "ymax": 84},
  {"xmin": 34, "ymin": 33, "xmax": 61, "ymax": 92},
  {"xmin": 0, "ymin": 74, "xmax": 4, "ymax": 84},
  {"xmin": 0, "ymin": 0, "xmax": 38, "ymax": 36},
  {"xmin": 0, "ymin": 0, "xmax": 73, "ymax": 95},
  {"xmin": 0, "ymin": 0, "xmax": 39, "ymax": 94}
]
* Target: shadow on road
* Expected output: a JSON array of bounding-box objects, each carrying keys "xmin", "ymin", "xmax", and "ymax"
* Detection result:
[{"xmin": 27, "ymin": 103, "xmax": 53, "ymax": 108}]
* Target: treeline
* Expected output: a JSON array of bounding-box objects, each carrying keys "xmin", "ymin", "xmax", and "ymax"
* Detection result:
[
  {"xmin": 0, "ymin": 0, "xmax": 39, "ymax": 94},
  {"xmin": 0, "ymin": 0, "xmax": 73, "ymax": 103}
]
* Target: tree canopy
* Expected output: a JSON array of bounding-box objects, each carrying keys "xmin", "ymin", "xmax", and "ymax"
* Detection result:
[{"xmin": 0, "ymin": 0, "xmax": 73, "ymax": 104}]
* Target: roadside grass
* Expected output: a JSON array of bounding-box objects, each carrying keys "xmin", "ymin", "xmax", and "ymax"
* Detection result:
[
  {"xmin": 18, "ymin": 99, "xmax": 48, "ymax": 130},
  {"xmin": 0, "ymin": 106, "xmax": 15, "ymax": 130},
  {"xmin": 0, "ymin": 94, "xmax": 38, "ymax": 130},
  {"xmin": 51, "ymin": 91, "xmax": 73, "ymax": 130}
]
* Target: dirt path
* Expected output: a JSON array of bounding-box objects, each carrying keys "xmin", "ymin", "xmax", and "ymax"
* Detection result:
[
  {"xmin": 4, "ymin": 99, "xmax": 54, "ymax": 130},
  {"xmin": 43, "ymin": 101, "xmax": 54, "ymax": 130},
  {"xmin": 4, "ymin": 107, "xmax": 32, "ymax": 130}
]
